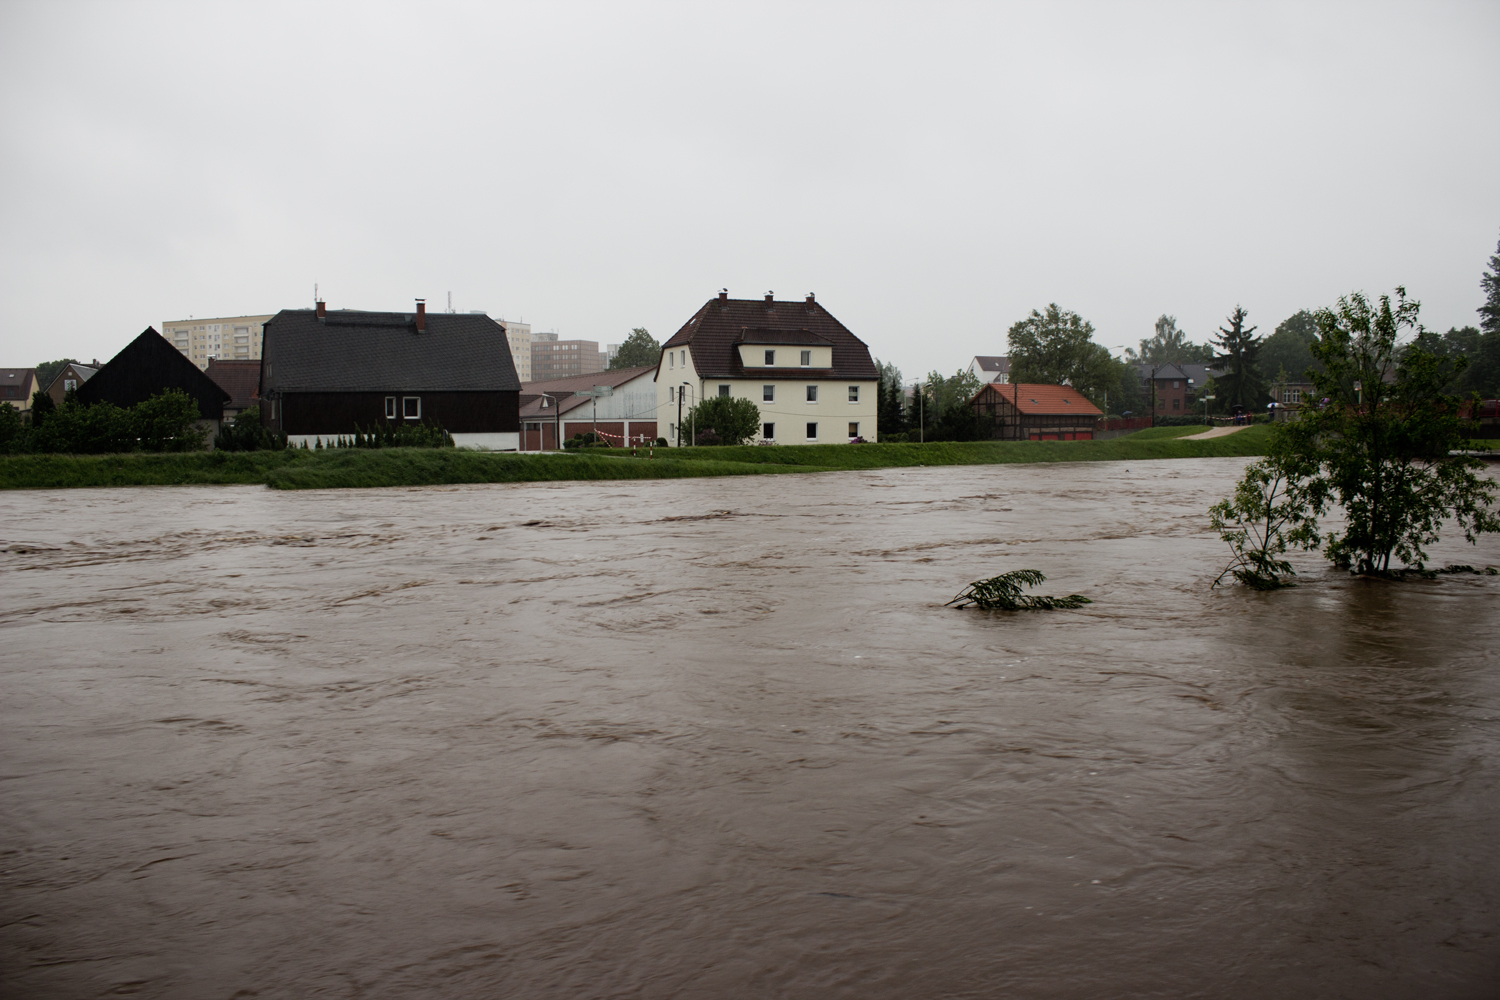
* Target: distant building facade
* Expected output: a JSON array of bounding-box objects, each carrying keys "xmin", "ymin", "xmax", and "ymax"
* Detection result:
[
  {"xmin": 161, "ymin": 314, "xmax": 274, "ymax": 370},
  {"xmin": 501, "ymin": 319, "xmax": 533, "ymax": 382},
  {"xmin": 2, "ymin": 368, "xmax": 39, "ymax": 414},
  {"xmin": 518, "ymin": 365, "xmax": 659, "ymax": 450},
  {"xmin": 968, "ymin": 356, "xmax": 1011, "ymax": 383},
  {"xmin": 1135, "ymin": 362, "xmax": 1221, "ymax": 414},
  {"xmin": 45, "ymin": 362, "xmax": 99, "ymax": 406},
  {"xmin": 531, "ymin": 332, "xmax": 604, "ymax": 381}
]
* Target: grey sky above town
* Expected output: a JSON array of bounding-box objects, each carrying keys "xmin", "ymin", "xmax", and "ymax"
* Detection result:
[{"xmin": 2, "ymin": 1, "xmax": 1497, "ymax": 381}]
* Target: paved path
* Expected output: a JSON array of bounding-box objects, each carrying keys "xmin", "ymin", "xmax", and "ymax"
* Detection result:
[{"xmin": 1181, "ymin": 424, "xmax": 1251, "ymax": 440}]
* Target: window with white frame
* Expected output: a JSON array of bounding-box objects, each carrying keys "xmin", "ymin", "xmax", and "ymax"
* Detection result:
[
  {"xmin": 762, "ymin": 422, "xmax": 775, "ymax": 440},
  {"xmin": 800, "ymin": 350, "xmax": 811, "ymax": 366},
  {"xmin": 764, "ymin": 350, "xmax": 775, "ymax": 366},
  {"xmin": 718, "ymin": 384, "xmax": 730, "ymax": 397},
  {"xmin": 403, "ymin": 396, "xmax": 421, "ymax": 419},
  {"xmin": 806, "ymin": 422, "xmax": 818, "ymax": 440},
  {"xmin": 763, "ymin": 384, "xmax": 775, "ymax": 402},
  {"xmin": 848, "ymin": 422, "xmax": 859, "ymax": 438},
  {"xmin": 806, "ymin": 385, "xmax": 818, "ymax": 402},
  {"xmin": 848, "ymin": 385, "xmax": 859, "ymax": 402},
  {"xmin": 385, "ymin": 397, "xmax": 396, "ymax": 419}
]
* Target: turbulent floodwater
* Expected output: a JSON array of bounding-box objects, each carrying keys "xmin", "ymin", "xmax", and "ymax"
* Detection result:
[{"xmin": 3, "ymin": 458, "xmax": 1500, "ymax": 999}]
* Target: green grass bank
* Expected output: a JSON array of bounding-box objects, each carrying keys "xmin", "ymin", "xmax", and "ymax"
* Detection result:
[{"xmin": 0, "ymin": 426, "xmax": 1278, "ymax": 491}]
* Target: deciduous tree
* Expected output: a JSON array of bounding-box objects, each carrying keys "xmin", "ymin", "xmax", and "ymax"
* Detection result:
[
  {"xmin": 1124, "ymin": 315, "xmax": 1214, "ymax": 364},
  {"xmin": 609, "ymin": 328, "xmax": 661, "ymax": 370},
  {"xmin": 683, "ymin": 394, "xmax": 762, "ymax": 445},
  {"xmin": 1007, "ymin": 304, "xmax": 1128, "ymax": 408},
  {"xmin": 1213, "ymin": 287, "xmax": 1499, "ymax": 581}
]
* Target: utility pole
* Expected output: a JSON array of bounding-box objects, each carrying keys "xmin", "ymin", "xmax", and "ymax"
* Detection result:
[{"xmin": 677, "ymin": 386, "xmax": 684, "ymax": 447}]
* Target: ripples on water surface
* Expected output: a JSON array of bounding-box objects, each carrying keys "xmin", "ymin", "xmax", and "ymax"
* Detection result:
[{"xmin": 2, "ymin": 457, "xmax": 1499, "ymax": 999}]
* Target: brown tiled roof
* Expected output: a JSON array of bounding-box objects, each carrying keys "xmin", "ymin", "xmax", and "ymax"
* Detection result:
[
  {"xmin": 205, "ymin": 359, "xmax": 262, "ymax": 410},
  {"xmin": 661, "ymin": 293, "xmax": 878, "ymax": 381},
  {"xmin": 972, "ymin": 382, "xmax": 1103, "ymax": 416}
]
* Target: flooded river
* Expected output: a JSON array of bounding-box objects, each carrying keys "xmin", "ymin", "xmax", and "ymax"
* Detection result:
[{"xmin": 3, "ymin": 457, "xmax": 1499, "ymax": 999}]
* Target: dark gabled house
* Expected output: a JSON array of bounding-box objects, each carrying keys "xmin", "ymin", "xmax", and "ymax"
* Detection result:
[
  {"xmin": 656, "ymin": 291, "xmax": 881, "ymax": 445},
  {"xmin": 77, "ymin": 329, "xmax": 230, "ymax": 423},
  {"xmin": 258, "ymin": 301, "xmax": 521, "ymax": 448}
]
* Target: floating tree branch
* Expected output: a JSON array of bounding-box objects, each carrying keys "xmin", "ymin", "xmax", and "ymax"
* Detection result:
[{"xmin": 946, "ymin": 569, "xmax": 1092, "ymax": 610}]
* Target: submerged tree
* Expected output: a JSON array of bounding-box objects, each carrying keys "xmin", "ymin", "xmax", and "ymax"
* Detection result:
[
  {"xmin": 947, "ymin": 569, "xmax": 1092, "ymax": 610},
  {"xmin": 1212, "ymin": 287, "xmax": 1499, "ymax": 582}
]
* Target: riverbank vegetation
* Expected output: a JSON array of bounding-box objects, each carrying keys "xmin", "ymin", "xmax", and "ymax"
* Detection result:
[
  {"xmin": 0, "ymin": 424, "xmax": 1276, "ymax": 490},
  {"xmin": 1212, "ymin": 288, "xmax": 1499, "ymax": 583}
]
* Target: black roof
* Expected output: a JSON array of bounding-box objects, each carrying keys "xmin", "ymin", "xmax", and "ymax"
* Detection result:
[
  {"xmin": 77, "ymin": 328, "xmax": 230, "ymax": 419},
  {"xmin": 260, "ymin": 309, "xmax": 521, "ymax": 394}
]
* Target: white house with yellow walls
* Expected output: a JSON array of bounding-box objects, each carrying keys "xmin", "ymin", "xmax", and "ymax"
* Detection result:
[{"xmin": 656, "ymin": 291, "xmax": 880, "ymax": 445}]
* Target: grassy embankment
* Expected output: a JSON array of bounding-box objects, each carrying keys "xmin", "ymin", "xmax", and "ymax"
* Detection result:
[{"xmin": 0, "ymin": 425, "xmax": 1280, "ymax": 490}]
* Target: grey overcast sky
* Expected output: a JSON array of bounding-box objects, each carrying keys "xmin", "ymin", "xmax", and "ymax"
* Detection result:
[{"xmin": 2, "ymin": 1, "xmax": 1497, "ymax": 379}]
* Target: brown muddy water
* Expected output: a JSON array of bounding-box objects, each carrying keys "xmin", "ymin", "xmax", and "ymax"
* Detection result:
[{"xmin": 3, "ymin": 457, "xmax": 1499, "ymax": 999}]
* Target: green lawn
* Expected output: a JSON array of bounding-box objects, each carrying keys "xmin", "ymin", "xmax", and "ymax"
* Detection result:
[{"xmin": 0, "ymin": 426, "xmax": 1276, "ymax": 490}]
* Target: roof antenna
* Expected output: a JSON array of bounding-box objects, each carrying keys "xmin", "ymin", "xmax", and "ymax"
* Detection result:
[
  {"xmin": 448, "ymin": 291, "xmax": 453, "ymax": 314},
  {"xmin": 314, "ymin": 282, "xmax": 318, "ymax": 306}
]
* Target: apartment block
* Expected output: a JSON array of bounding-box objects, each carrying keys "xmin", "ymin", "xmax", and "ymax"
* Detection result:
[
  {"xmin": 501, "ymin": 319, "xmax": 533, "ymax": 382},
  {"xmin": 161, "ymin": 314, "xmax": 273, "ymax": 370},
  {"xmin": 530, "ymin": 332, "xmax": 603, "ymax": 381}
]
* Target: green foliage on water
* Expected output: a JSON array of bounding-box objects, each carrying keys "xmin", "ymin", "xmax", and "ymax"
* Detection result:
[
  {"xmin": 0, "ymin": 425, "xmax": 1275, "ymax": 490},
  {"xmin": 946, "ymin": 569, "xmax": 1092, "ymax": 610}
]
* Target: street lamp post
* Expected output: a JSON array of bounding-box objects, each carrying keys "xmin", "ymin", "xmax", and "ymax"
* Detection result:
[
  {"xmin": 1202, "ymin": 394, "xmax": 1215, "ymax": 426},
  {"xmin": 680, "ymin": 382, "xmax": 695, "ymax": 445},
  {"xmin": 539, "ymin": 393, "xmax": 559, "ymax": 450}
]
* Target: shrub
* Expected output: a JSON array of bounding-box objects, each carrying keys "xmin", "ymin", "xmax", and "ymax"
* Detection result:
[
  {"xmin": 214, "ymin": 406, "xmax": 288, "ymax": 452},
  {"xmin": 133, "ymin": 389, "xmax": 207, "ymax": 451}
]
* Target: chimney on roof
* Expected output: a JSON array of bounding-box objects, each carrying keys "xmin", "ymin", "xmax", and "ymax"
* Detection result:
[
  {"xmin": 718, "ymin": 289, "xmax": 728, "ymax": 302},
  {"xmin": 805, "ymin": 292, "xmax": 815, "ymax": 312},
  {"xmin": 315, "ymin": 300, "xmax": 326, "ymax": 319},
  {"xmin": 415, "ymin": 299, "xmax": 426, "ymax": 332},
  {"xmin": 765, "ymin": 291, "xmax": 774, "ymax": 306}
]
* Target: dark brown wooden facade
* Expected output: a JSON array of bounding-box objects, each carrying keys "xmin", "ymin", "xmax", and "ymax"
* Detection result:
[{"xmin": 270, "ymin": 390, "xmax": 520, "ymax": 436}]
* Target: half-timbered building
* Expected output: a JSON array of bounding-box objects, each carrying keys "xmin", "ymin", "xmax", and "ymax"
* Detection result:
[{"xmin": 970, "ymin": 382, "xmax": 1103, "ymax": 440}]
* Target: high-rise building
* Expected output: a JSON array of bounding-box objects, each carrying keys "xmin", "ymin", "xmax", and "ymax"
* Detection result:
[
  {"xmin": 500, "ymin": 319, "xmax": 533, "ymax": 382},
  {"xmin": 161, "ymin": 314, "xmax": 273, "ymax": 370},
  {"xmin": 530, "ymin": 333, "xmax": 603, "ymax": 381}
]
